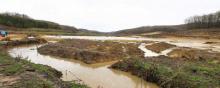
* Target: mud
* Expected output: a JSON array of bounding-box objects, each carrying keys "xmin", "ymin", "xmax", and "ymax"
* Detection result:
[
  {"xmin": 145, "ymin": 42, "xmax": 176, "ymax": 53},
  {"xmin": 168, "ymin": 47, "xmax": 220, "ymax": 61},
  {"xmin": 38, "ymin": 39, "xmax": 143, "ymax": 64},
  {"xmin": 5, "ymin": 38, "xmax": 47, "ymax": 46}
]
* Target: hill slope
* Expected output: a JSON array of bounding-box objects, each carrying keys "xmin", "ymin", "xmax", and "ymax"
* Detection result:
[
  {"xmin": 0, "ymin": 12, "xmax": 103, "ymax": 35},
  {"xmin": 111, "ymin": 10, "xmax": 220, "ymax": 38},
  {"xmin": 111, "ymin": 25, "xmax": 186, "ymax": 36}
]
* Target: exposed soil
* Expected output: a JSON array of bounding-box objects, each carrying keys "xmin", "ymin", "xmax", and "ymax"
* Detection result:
[
  {"xmin": 0, "ymin": 75, "xmax": 20, "ymax": 87},
  {"xmin": 5, "ymin": 37, "xmax": 47, "ymax": 46},
  {"xmin": 145, "ymin": 42, "xmax": 176, "ymax": 53},
  {"xmin": 168, "ymin": 47, "xmax": 220, "ymax": 61},
  {"xmin": 0, "ymin": 66, "xmax": 65, "ymax": 88},
  {"xmin": 38, "ymin": 39, "xmax": 144, "ymax": 64}
]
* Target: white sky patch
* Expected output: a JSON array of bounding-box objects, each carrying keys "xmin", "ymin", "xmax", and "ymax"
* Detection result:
[{"xmin": 0, "ymin": 0, "xmax": 220, "ymax": 32}]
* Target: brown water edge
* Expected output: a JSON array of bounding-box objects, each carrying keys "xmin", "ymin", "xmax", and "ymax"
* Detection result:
[{"xmin": 8, "ymin": 45, "xmax": 158, "ymax": 88}]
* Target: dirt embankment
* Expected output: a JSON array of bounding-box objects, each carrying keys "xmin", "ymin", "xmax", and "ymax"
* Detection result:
[
  {"xmin": 5, "ymin": 38, "xmax": 47, "ymax": 46},
  {"xmin": 38, "ymin": 39, "xmax": 143, "ymax": 64}
]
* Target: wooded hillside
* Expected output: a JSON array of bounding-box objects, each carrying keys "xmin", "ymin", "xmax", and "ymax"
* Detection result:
[
  {"xmin": 0, "ymin": 12, "xmax": 60, "ymax": 29},
  {"xmin": 185, "ymin": 11, "xmax": 220, "ymax": 29}
]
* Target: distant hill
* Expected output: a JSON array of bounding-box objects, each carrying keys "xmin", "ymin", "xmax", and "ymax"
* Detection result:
[
  {"xmin": 1, "ymin": 11, "xmax": 219, "ymax": 37},
  {"xmin": 111, "ymin": 25, "xmax": 186, "ymax": 36},
  {"xmin": 0, "ymin": 12, "xmax": 103, "ymax": 35},
  {"xmin": 0, "ymin": 13, "xmax": 60, "ymax": 29},
  {"xmin": 111, "ymin": 10, "xmax": 220, "ymax": 36}
]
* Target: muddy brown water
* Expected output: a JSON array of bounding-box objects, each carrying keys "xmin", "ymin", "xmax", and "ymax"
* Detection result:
[{"xmin": 8, "ymin": 45, "xmax": 158, "ymax": 88}]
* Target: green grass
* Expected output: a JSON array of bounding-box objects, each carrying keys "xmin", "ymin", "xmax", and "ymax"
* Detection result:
[
  {"xmin": 111, "ymin": 57, "xmax": 220, "ymax": 88},
  {"xmin": 14, "ymin": 75, "xmax": 54, "ymax": 88},
  {"xmin": 3, "ymin": 63, "xmax": 23, "ymax": 75},
  {"xmin": 133, "ymin": 58, "xmax": 151, "ymax": 71},
  {"xmin": 70, "ymin": 82, "xmax": 89, "ymax": 88},
  {"xmin": 0, "ymin": 50, "xmax": 13, "ymax": 64}
]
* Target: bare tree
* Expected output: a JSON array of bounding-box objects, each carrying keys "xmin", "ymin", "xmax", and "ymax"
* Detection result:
[{"xmin": 185, "ymin": 10, "xmax": 220, "ymax": 29}]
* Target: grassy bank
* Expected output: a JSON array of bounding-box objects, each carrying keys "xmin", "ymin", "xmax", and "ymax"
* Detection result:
[
  {"xmin": 111, "ymin": 56, "xmax": 220, "ymax": 88},
  {"xmin": 0, "ymin": 40, "xmax": 89, "ymax": 88}
]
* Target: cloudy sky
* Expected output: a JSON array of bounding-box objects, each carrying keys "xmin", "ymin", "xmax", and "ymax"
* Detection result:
[{"xmin": 0, "ymin": 0, "xmax": 220, "ymax": 32}]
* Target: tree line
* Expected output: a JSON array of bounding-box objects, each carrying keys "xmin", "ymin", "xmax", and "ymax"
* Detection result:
[
  {"xmin": 185, "ymin": 11, "xmax": 220, "ymax": 29},
  {"xmin": 0, "ymin": 12, "xmax": 60, "ymax": 29}
]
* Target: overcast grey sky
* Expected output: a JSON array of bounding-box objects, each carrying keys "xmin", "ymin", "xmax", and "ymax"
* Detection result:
[{"xmin": 0, "ymin": 0, "xmax": 220, "ymax": 32}]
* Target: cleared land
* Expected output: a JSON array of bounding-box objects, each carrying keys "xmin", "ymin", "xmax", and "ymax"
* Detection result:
[{"xmin": 38, "ymin": 39, "xmax": 143, "ymax": 64}]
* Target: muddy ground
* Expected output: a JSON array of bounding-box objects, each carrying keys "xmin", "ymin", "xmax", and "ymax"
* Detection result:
[
  {"xmin": 0, "ymin": 36, "xmax": 47, "ymax": 47},
  {"xmin": 168, "ymin": 47, "xmax": 220, "ymax": 61},
  {"xmin": 145, "ymin": 42, "xmax": 176, "ymax": 53},
  {"xmin": 38, "ymin": 39, "xmax": 144, "ymax": 64}
]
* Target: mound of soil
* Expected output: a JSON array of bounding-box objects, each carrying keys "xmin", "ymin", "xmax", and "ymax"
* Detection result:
[
  {"xmin": 168, "ymin": 48, "xmax": 220, "ymax": 61},
  {"xmin": 38, "ymin": 39, "xmax": 144, "ymax": 64},
  {"xmin": 145, "ymin": 42, "xmax": 176, "ymax": 53},
  {"xmin": 6, "ymin": 38, "xmax": 47, "ymax": 46}
]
